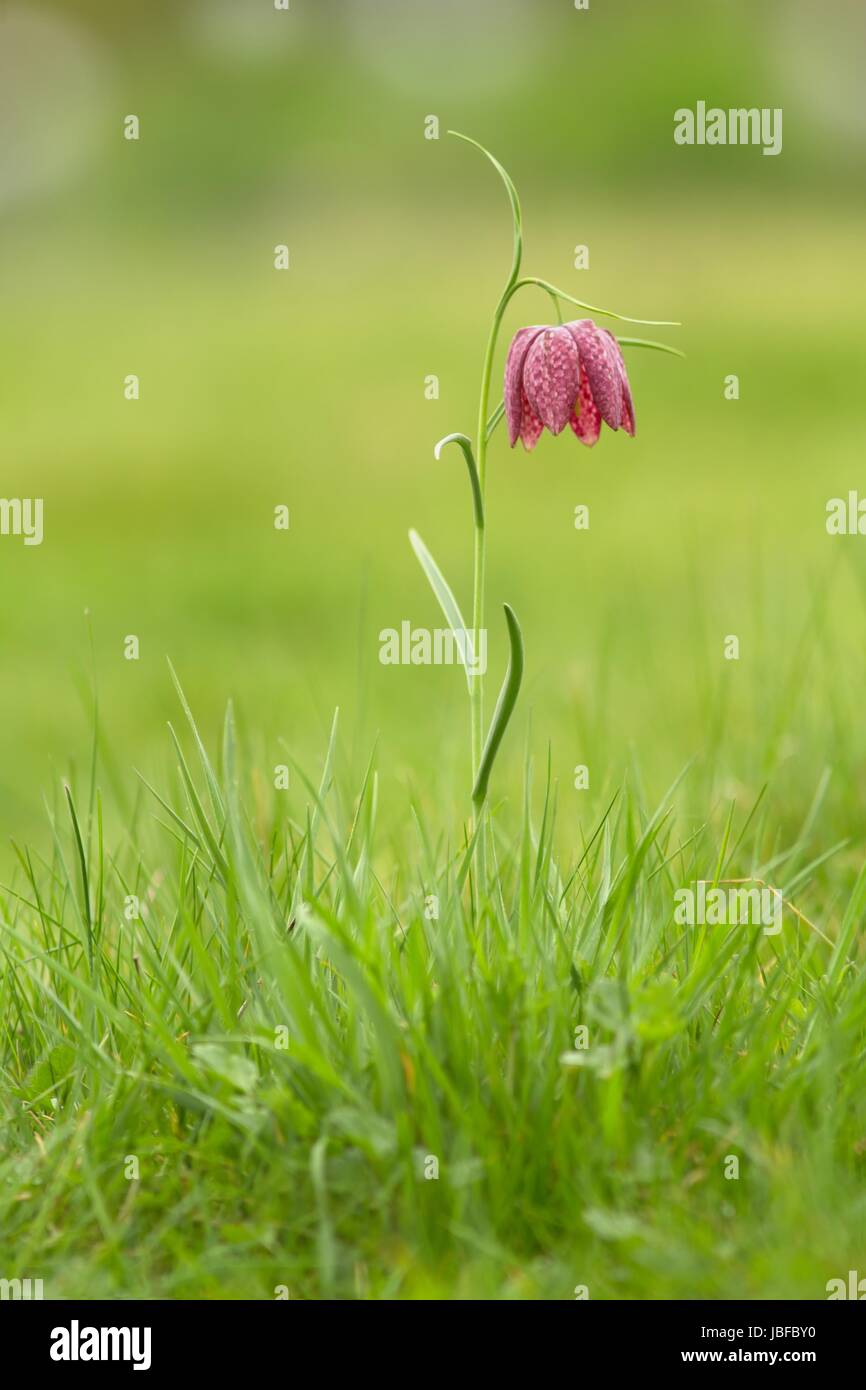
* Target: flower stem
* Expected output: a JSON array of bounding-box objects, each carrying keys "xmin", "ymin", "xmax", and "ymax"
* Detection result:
[
  {"xmin": 470, "ymin": 290, "xmax": 516, "ymax": 894},
  {"xmin": 447, "ymin": 132, "xmax": 523, "ymax": 888},
  {"xmin": 471, "ymin": 298, "xmax": 512, "ymax": 772}
]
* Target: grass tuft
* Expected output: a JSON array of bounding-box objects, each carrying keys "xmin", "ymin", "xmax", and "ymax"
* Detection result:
[{"xmin": 1, "ymin": 681, "xmax": 865, "ymax": 1299}]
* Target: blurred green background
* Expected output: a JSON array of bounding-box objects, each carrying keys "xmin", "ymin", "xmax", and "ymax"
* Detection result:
[{"xmin": 1, "ymin": 0, "xmax": 865, "ymax": 851}]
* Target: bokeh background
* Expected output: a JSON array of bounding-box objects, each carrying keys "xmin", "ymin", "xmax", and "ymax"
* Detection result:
[{"xmin": 1, "ymin": 0, "xmax": 865, "ymax": 853}]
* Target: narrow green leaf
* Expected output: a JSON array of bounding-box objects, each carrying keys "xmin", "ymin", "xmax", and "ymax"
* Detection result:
[
  {"xmin": 447, "ymin": 130, "xmax": 522, "ymax": 284},
  {"xmin": 518, "ymin": 277, "xmax": 680, "ymax": 328},
  {"xmin": 64, "ymin": 785, "xmax": 93, "ymax": 975},
  {"xmin": 167, "ymin": 723, "xmax": 230, "ymax": 882},
  {"xmin": 472, "ymin": 604, "xmax": 525, "ymax": 807},
  {"xmin": 617, "ymin": 336, "xmax": 686, "ymax": 357},
  {"xmin": 408, "ymin": 529, "xmax": 476, "ymax": 692},
  {"xmin": 167, "ymin": 658, "xmax": 225, "ymax": 820}
]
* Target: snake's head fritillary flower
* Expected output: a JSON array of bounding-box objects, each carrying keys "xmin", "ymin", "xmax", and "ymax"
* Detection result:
[{"xmin": 504, "ymin": 318, "xmax": 635, "ymax": 450}]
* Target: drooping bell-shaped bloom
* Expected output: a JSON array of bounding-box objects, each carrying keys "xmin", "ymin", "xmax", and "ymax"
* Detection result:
[{"xmin": 504, "ymin": 318, "xmax": 635, "ymax": 450}]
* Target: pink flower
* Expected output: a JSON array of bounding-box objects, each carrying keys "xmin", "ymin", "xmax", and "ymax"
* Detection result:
[{"xmin": 504, "ymin": 319, "xmax": 635, "ymax": 450}]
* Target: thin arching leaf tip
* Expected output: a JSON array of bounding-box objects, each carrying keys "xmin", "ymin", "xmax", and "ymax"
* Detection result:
[{"xmin": 433, "ymin": 434, "xmax": 484, "ymax": 529}]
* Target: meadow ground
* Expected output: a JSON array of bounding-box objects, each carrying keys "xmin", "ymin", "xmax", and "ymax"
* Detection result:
[{"xmin": 1, "ymin": 658, "xmax": 866, "ymax": 1300}]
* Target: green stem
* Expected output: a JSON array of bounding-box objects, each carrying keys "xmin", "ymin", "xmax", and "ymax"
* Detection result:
[
  {"xmin": 471, "ymin": 295, "xmax": 514, "ymax": 792},
  {"xmin": 470, "ymin": 285, "xmax": 525, "ymax": 909},
  {"xmin": 485, "ymin": 400, "xmax": 505, "ymax": 441},
  {"xmin": 447, "ymin": 130, "xmax": 523, "ymax": 891},
  {"xmin": 475, "ymin": 262, "xmax": 522, "ymax": 811}
]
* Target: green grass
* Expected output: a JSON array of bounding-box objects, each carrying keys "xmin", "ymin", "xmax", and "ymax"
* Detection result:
[{"xmin": 2, "ymin": 668, "xmax": 865, "ymax": 1300}]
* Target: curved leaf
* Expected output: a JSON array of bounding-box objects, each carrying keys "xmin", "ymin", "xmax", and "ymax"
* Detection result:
[
  {"xmin": 408, "ymin": 529, "xmax": 476, "ymax": 692},
  {"xmin": 434, "ymin": 432, "xmax": 484, "ymax": 528},
  {"xmin": 517, "ymin": 277, "xmax": 680, "ymax": 328},
  {"xmin": 472, "ymin": 604, "xmax": 525, "ymax": 807},
  {"xmin": 448, "ymin": 130, "xmax": 523, "ymax": 286}
]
